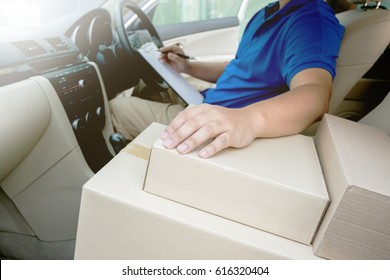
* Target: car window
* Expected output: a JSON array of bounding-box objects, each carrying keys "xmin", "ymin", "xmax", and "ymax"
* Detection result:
[
  {"xmin": 239, "ymin": 0, "xmax": 271, "ymax": 37},
  {"xmin": 151, "ymin": 0, "xmax": 271, "ymax": 38},
  {"xmin": 152, "ymin": 0, "xmax": 244, "ymax": 25}
]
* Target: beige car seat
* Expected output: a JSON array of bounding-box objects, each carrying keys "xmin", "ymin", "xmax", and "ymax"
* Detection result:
[
  {"xmin": 304, "ymin": 4, "xmax": 390, "ymax": 135},
  {"xmin": 329, "ymin": 6, "xmax": 390, "ymax": 115}
]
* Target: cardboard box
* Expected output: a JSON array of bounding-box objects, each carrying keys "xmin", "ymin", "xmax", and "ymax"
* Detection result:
[
  {"xmin": 144, "ymin": 134, "xmax": 329, "ymax": 245},
  {"xmin": 313, "ymin": 114, "xmax": 390, "ymax": 259},
  {"xmin": 74, "ymin": 123, "xmax": 321, "ymax": 259}
]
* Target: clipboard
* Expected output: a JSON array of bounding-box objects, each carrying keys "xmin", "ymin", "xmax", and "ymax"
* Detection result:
[{"xmin": 137, "ymin": 42, "xmax": 204, "ymax": 105}]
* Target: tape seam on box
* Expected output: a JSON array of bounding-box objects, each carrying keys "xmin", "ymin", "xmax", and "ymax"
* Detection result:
[{"xmin": 122, "ymin": 143, "xmax": 150, "ymax": 160}]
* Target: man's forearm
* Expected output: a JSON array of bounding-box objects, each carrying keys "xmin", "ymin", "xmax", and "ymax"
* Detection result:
[
  {"xmin": 245, "ymin": 83, "xmax": 331, "ymax": 138},
  {"xmin": 185, "ymin": 61, "xmax": 229, "ymax": 83},
  {"xmin": 245, "ymin": 67, "xmax": 333, "ymax": 138}
]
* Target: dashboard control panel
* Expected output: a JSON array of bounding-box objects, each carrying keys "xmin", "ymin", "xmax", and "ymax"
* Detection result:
[
  {"xmin": 45, "ymin": 63, "xmax": 105, "ymax": 132},
  {"xmin": 45, "ymin": 63, "xmax": 112, "ymax": 172}
]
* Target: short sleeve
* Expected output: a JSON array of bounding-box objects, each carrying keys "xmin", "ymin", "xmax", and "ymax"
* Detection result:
[{"xmin": 281, "ymin": 12, "xmax": 344, "ymax": 86}]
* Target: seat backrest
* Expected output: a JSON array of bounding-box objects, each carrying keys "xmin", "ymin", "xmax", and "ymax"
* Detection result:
[{"xmin": 329, "ymin": 8, "xmax": 390, "ymax": 114}]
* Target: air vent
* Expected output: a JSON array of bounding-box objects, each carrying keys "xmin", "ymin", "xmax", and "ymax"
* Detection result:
[
  {"xmin": 45, "ymin": 37, "xmax": 71, "ymax": 52},
  {"xmin": 13, "ymin": 40, "xmax": 47, "ymax": 57}
]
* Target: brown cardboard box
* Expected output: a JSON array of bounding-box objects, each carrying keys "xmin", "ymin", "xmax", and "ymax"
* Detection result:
[
  {"xmin": 313, "ymin": 114, "xmax": 390, "ymax": 259},
  {"xmin": 144, "ymin": 134, "xmax": 329, "ymax": 245},
  {"xmin": 74, "ymin": 123, "xmax": 321, "ymax": 259}
]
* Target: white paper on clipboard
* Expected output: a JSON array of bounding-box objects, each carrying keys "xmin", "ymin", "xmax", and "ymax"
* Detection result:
[{"xmin": 137, "ymin": 42, "xmax": 204, "ymax": 105}]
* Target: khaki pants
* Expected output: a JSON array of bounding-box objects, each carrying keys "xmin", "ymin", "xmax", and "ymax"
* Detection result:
[{"xmin": 109, "ymin": 83, "xmax": 186, "ymax": 141}]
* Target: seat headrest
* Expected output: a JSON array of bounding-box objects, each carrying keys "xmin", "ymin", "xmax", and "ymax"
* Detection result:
[{"xmin": 336, "ymin": 9, "xmax": 390, "ymax": 66}]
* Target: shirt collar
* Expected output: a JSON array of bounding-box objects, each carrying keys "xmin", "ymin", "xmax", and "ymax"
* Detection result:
[{"xmin": 265, "ymin": 0, "xmax": 312, "ymax": 20}]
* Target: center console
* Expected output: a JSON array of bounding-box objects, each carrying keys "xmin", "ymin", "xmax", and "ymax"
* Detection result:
[{"xmin": 44, "ymin": 63, "xmax": 113, "ymax": 172}]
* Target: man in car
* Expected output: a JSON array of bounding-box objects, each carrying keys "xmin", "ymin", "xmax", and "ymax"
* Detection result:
[{"xmin": 110, "ymin": 0, "xmax": 345, "ymax": 158}]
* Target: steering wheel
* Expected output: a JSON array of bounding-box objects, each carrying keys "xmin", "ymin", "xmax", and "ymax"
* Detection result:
[{"xmin": 114, "ymin": 0, "xmax": 169, "ymax": 91}]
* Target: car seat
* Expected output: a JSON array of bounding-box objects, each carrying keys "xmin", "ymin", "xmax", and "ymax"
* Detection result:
[
  {"xmin": 304, "ymin": 3, "xmax": 390, "ymax": 135},
  {"xmin": 329, "ymin": 5, "xmax": 390, "ymax": 115}
]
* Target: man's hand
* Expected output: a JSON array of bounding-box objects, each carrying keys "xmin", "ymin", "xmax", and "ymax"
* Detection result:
[
  {"xmin": 160, "ymin": 44, "xmax": 229, "ymax": 83},
  {"xmin": 160, "ymin": 104, "xmax": 257, "ymax": 158},
  {"xmin": 159, "ymin": 45, "xmax": 191, "ymax": 73}
]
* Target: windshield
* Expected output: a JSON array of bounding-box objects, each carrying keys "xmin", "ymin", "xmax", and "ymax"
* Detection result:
[{"xmin": 0, "ymin": 0, "xmax": 107, "ymax": 27}]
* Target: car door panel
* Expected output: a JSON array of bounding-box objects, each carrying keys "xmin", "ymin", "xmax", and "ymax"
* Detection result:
[
  {"xmin": 162, "ymin": 26, "xmax": 239, "ymax": 91},
  {"xmin": 146, "ymin": 1, "xmax": 243, "ymax": 61},
  {"xmin": 163, "ymin": 25, "xmax": 239, "ymax": 60}
]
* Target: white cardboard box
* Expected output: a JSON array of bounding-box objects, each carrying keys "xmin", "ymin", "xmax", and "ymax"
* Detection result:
[
  {"xmin": 144, "ymin": 134, "xmax": 329, "ymax": 245},
  {"xmin": 313, "ymin": 114, "xmax": 390, "ymax": 259},
  {"xmin": 74, "ymin": 123, "xmax": 321, "ymax": 259}
]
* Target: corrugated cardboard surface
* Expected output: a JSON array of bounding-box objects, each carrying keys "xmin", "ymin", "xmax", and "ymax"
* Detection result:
[
  {"xmin": 144, "ymin": 134, "xmax": 329, "ymax": 245},
  {"xmin": 75, "ymin": 123, "xmax": 320, "ymax": 259},
  {"xmin": 313, "ymin": 114, "xmax": 390, "ymax": 259}
]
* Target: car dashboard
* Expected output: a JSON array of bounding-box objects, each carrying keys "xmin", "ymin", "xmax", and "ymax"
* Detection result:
[
  {"xmin": 0, "ymin": 8, "xmax": 133, "ymax": 259},
  {"xmin": 0, "ymin": 8, "xmax": 136, "ymax": 172}
]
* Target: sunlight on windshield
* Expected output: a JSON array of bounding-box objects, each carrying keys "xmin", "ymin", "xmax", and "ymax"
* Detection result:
[
  {"xmin": 0, "ymin": 0, "xmax": 41, "ymax": 26},
  {"xmin": 0, "ymin": 0, "xmax": 106, "ymax": 27}
]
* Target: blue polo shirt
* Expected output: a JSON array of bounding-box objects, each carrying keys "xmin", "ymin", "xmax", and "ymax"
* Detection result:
[{"xmin": 202, "ymin": 0, "xmax": 344, "ymax": 108}]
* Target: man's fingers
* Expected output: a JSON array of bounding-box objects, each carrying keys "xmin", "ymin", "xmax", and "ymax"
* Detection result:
[
  {"xmin": 162, "ymin": 116, "xmax": 206, "ymax": 150},
  {"xmin": 161, "ymin": 105, "xmax": 221, "ymax": 151},
  {"xmin": 175, "ymin": 121, "xmax": 223, "ymax": 154},
  {"xmin": 160, "ymin": 105, "xmax": 254, "ymax": 158},
  {"xmin": 160, "ymin": 44, "xmax": 182, "ymax": 54},
  {"xmin": 167, "ymin": 52, "xmax": 182, "ymax": 62},
  {"xmin": 198, "ymin": 133, "xmax": 230, "ymax": 158},
  {"xmin": 162, "ymin": 106, "xmax": 206, "ymax": 137}
]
